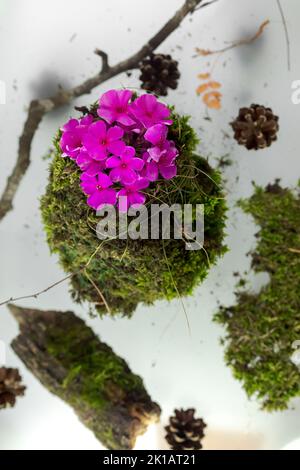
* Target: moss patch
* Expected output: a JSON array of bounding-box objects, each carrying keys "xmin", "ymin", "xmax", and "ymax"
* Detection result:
[
  {"xmin": 46, "ymin": 321, "xmax": 143, "ymax": 411},
  {"xmin": 41, "ymin": 112, "xmax": 227, "ymax": 316},
  {"xmin": 215, "ymin": 182, "xmax": 300, "ymax": 411}
]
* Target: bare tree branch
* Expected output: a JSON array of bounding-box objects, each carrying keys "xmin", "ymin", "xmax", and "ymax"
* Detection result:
[
  {"xmin": 94, "ymin": 48, "xmax": 109, "ymax": 73},
  {"xmin": 195, "ymin": 0, "xmax": 218, "ymax": 11},
  {"xmin": 0, "ymin": 0, "xmax": 208, "ymax": 222}
]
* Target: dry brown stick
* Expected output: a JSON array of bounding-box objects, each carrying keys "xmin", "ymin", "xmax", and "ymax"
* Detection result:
[
  {"xmin": 276, "ymin": 0, "xmax": 291, "ymax": 72},
  {"xmin": 83, "ymin": 268, "xmax": 112, "ymax": 315},
  {"xmin": 289, "ymin": 248, "xmax": 300, "ymax": 254},
  {"xmin": 0, "ymin": 0, "xmax": 207, "ymax": 223},
  {"xmin": 195, "ymin": 19, "xmax": 269, "ymax": 56}
]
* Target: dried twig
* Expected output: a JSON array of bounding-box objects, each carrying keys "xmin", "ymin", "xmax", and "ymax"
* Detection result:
[
  {"xmin": 84, "ymin": 269, "xmax": 112, "ymax": 315},
  {"xmin": 276, "ymin": 0, "xmax": 291, "ymax": 72},
  {"xmin": 195, "ymin": 19, "xmax": 269, "ymax": 56},
  {"xmin": 289, "ymin": 248, "xmax": 300, "ymax": 255},
  {"xmin": 0, "ymin": 273, "xmax": 76, "ymax": 307},
  {"xmin": 0, "ymin": 0, "xmax": 208, "ymax": 223}
]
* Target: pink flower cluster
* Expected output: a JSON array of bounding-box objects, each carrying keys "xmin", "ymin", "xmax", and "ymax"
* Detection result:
[{"xmin": 59, "ymin": 90, "xmax": 179, "ymax": 211}]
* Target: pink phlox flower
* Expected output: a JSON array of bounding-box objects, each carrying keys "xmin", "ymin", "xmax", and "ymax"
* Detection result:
[
  {"xmin": 80, "ymin": 172, "xmax": 117, "ymax": 210},
  {"xmin": 76, "ymin": 149, "xmax": 105, "ymax": 176},
  {"xmin": 157, "ymin": 148, "xmax": 178, "ymax": 179},
  {"xmin": 60, "ymin": 91, "xmax": 179, "ymax": 213},
  {"xmin": 83, "ymin": 120, "xmax": 125, "ymax": 161},
  {"xmin": 142, "ymin": 144, "xmax": 178, "ymax": 181},
  {"xmin": 144, "ymin": 124, "xmax": 169, "ymax": 162},
  {"xmin": 97, "ymin": 89, "xmax": 136, "ymax": 126},
  {"xmin": 60, "ymin": 114, "xmax": 93, "ymax": 159},
  {"xmin": 118, "ymin": 177, "xmax": 150, "ymax": 211},
  {"xmin": 129, "ymin": 94, "xmax": 173, "ymax": 129},
  {"xmin": 106, "ymin": 146, "xmax": 144, "ymax": 185}
]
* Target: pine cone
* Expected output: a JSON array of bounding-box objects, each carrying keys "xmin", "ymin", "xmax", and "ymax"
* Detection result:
[
  {"xmin": 139, "ymin": 53, "xmax": 180, "ymax": 96},
  {"xmin": 165, "ymin": 408, "xmax": 207, "ymax": 450},
  {"xmin": 0, "ymin": 367, "xmax": 26, "ymax": 409},
  {"xmin": 231, "ymin": 104, "xmax": 279, "ymax": 150}
]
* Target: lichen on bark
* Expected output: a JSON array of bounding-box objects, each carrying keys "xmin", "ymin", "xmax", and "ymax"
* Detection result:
[
  {"xmin": 215, "ymin": 182, "xmax": 300, "ymax": 411},
  {"xmin": 41, "ymin": 111, "xmax": 227, "ymax": 316}
]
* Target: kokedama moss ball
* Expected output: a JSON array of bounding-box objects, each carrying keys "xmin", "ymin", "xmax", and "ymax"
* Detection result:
[
  {"xmin": 215, "ymin": 182, "xmax": 300, "ymax": 411},
  {"xmin": 41, "ymin": 108, "xmax": 227, "ymax": 316}
]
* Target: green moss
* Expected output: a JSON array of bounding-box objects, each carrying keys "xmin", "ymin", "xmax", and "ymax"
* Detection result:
[
  {"xmin": 41, "ymin": 111, "xmax": 227, "ymax": 316},
  {"xmin": 215, "ymin": 182, "xmax": 300, "ymax": 411},
  {"xmin": 45, "ymin": 317, "xmax": 150, "ymax": 450},
  {"xmin": 46, "ymin": 321, "xmax": 143, "ymax": 411}
]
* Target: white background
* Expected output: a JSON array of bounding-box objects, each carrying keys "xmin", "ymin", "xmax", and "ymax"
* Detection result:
[{"xmin": 0, "ymin": 0, "xmax": 300, "ymax": 450}]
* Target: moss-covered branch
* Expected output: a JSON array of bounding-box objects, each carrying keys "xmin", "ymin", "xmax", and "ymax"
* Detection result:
[
  {"xmin": 215, "ymin": 182, "xmax": 300, "ymax": 411},
  {"xmin": 9, "ymin": 304, "xmax": 161, "ymax": 449}
]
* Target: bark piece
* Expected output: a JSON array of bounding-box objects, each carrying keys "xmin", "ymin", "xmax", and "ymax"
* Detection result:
[{"xmin": 9, "ymin": 304, "xmax": 160, "ymax": 449}]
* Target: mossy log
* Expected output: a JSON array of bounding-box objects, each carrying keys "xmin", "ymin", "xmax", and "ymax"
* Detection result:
[
  {"xmin": 41, "ymin": 112, "xmax": 227, "ymax": 316},
  {"xmin": 9, "ymin": 304, "xmax": 161, "ymax": 449}
]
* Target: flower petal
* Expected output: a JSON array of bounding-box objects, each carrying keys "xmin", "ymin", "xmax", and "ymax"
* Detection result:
[
  {"xmin": 80, "ymin": 174, "xmax": 97, "ymax": 195},
  {"xmin": 85, "ymin": 160, "xmax": 105, "ymax": 176},
  {"xmin": 148, "ymin": 146, "xmax": 164, "ymax": 162},
  {"xmin": 80, "ymin": 114, "xmax": 94, "ymax": 126},
  {"xmin": 145, "ymin": 124, "xmax": 168, "ymax": 146},
  {"xmin": 130, "ymin": 157, "xmax": 144, "ymax": 171},
  {"xmin": 101, "ymin": 189, "xmax": 117, "ymax": 206},
  {"xmin": 159, "ymin": 164, "xmax": 177, "ymax": 180},
  {"xmin": 110, "ymin": 168, "xmax": 122, "ymax": 182},
  {"xmin": 89, "ymin": 120, "xmax": 107, "ymax": 138},
  {"xmin": 82, "ymin": 133, "xmax": 104, "ymax": 158},
  {"xmin": 106, "ymin": 156, "xmax": 121, "ymax": 169},
  {"xmin": 62, "ymin": 118, "xmax": 79, "ymax": 132},
  {"xmin": 122, "ymin": 146, "xmax": 136, "ymax": 162},
  {"xmin": 97, "ymin": 107, "xmax": 116, "ymax": 124},
  {"xmin": 129, "ymin": 192, "xmax": 146, "ymax": 208},
  {"xmin": 144, "ymin": 161, "xmax": 158, "ymax": 181},
  {"xmin": 134, "ymin": 177, "xmax": 150, "ymax": 190},
  {"xmin": 117, "ymin": 114, "xmax": 136, "ymax": 126},
  {"xmin": 121, "ymin": 168, "xmax": 137, "ymax": 185},
  {"xmin": 87, "ymin": 189, "xmax": 116, "ymax": 210},
  {"xmin": 98, "ymin": 172, "xmax": 113, "ymax": 189},
  {"xmin": 118, "ymin": 89, "xmax": 133, "ymax": 107},
  {"xmin": 99, "ymin": 89, "xmax": 118, "ymax": 108},
  {"xmin": 108, "ymin": 140, "xmax": 126, "ymax": 156},
  {"xmin": 107, "ymin": 125, "xmax": 124, "ymax": 142},
  {"xmin": 142, "ymin": 94, "xmax": 157, "ymax": 113}
]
